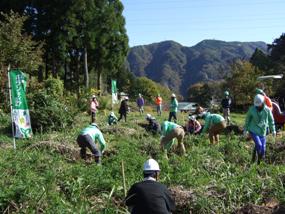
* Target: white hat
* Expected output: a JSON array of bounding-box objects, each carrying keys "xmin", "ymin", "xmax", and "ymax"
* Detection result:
[
  {"xmin": 125, "ymin": 96, "xmax": 129, "ymax": 100},
  {"xmin": 254, "ymin": 94, "xmax": 265, "ymax": 107},
  {"xmin": 143, "ymin": 159, "xmax": 160, "ymax": 172},
  {"xmin": 171, "ymin": 93, "xmax": 176, "ymax": 98},
  {"xmin": 92, "ymin": 95, "xmax": 96, "ymax": 98},
  {"xmin": 110, "ymin": 112, "xmax": 115, "ymax": 117},
  {"xmin": 91, "ymin": 123, "xmax": 98, "ymax": 127},
  {"xmin": 189, "ymin": 115, "xmax": 196, "ymax": 120},
  {"xmin": 145, "ymin": 114, "xmax": 152, "ymax": 120}
]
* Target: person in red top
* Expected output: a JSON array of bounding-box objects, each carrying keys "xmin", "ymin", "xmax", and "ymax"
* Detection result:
[
  {"xmin": 155, "ymin": 94, "xmax": 162, "ymax": 116},
  {"xmin": 90, "ymin": 95, "xmax": 99, "ymax": 123}
]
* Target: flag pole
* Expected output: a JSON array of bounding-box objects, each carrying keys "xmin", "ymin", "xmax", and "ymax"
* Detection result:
[{"xmin": 7, "ymin": 69, "xmax": 16, "ymax": 149}]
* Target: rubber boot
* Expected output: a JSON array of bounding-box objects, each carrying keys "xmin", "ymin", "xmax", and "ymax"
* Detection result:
[
  {"xmin": 95, "ymin": 156, "xmax": 101, "ymax": 165},
  {"xmin": 257, "ymin": 154, "xmax": 262, "ymax": 165}
]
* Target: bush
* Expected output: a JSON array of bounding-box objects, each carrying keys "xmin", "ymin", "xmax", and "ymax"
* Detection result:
[
  {"xmin": 44, "ymin": 78, "xmax": 64, "ymax": 97},
  {"xmin": 29, "ymin": 91, "xmax": 76, "ymax": 132}
]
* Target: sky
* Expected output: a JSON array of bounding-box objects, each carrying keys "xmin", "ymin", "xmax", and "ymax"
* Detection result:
[{"xmin": 121, "ymin": 0, "xmax": 285, "ymax": 47}]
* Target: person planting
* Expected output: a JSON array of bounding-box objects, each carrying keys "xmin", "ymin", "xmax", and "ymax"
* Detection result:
[
  {"xmin": 168, "ymin": 93, "xmax": 178, "ymax": 123},
  {"xmin": 195, "ymin": 106, "xmax": 226, "ymax": 144},
  {"xmin": 145, "ymin": 114, "xmax": 161, "ymax": 134},
  {"xmin": 76, "ymin": 123, "xmax": 106, "ymax": 164},
  {"xmin": 160, "ymin": 121, "xmax": 186, "ymax": 158},
  {"xmin": 125, "ymin": 158, "xmax": 175, "ymax": 214},
  {"xmin": 185, "ymin": 115, "xmax": 202, "ymax": 134},
  {"xmin": 244, "ymin": 94, "xmax": 276, "ymax": 164},
  {"xmin": 108, "ymin": 112, "xmax": 118, "ymax": 125}
]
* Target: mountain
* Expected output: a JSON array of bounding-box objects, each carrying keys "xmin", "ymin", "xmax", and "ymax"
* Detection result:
[{"xmin": 126, "ymin": 39, "xmax": 267, "ymax": 97}]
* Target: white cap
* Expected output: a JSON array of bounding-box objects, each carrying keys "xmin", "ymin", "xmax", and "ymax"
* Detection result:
[
  {"xmin": 254, "ymin": 94, "xmax": 265, "ymax": 107},
  {"xmin": 189, "ymin": 115, "xmax": 196, "ymax": 120},
  {"xmin": 139, "ymin": 93, "xmax": 142, "ymax": 96},
  {"xmin": 110, "ymin": 112, "xmax": 115, "ymax": 116},
  {"xmin": 92, "ymin": 95, "xmax": 96, "ymax": 98},
  {"xmin": 125, "ymin": 96, "xmax": 129, "ymax": 100},
  {"xmin": 146, "ymin": 114, "xmax": 152, "ymax": 120},
  {"xmin": 171, "ymin": 93, "xmax": 176, "ymax": 98},
  {"xmin": 143, "ymin": 159, "xmax": 160, "ymax": 172}
]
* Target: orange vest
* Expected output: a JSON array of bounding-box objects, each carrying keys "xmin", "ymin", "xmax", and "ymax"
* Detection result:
[{"xmin": 155, "ymin": 97, "xmax": 162, "ymax": 105}]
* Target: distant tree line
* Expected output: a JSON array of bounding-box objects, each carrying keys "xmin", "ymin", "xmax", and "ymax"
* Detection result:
[{"xmin": 188, "ymin": 33, "xmax": 285, "ymax": 109}]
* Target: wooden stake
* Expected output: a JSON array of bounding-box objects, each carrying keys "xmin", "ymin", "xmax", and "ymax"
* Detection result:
[{"xmin": 121, "ymin": 160, "xmax": 127, "ymax": 197}]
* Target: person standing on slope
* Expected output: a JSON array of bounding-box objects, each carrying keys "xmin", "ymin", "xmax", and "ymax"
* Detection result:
[
  {"xmin": 221, "ymin": 90, "xmax": 232, "ymax": 125},
  {"xmin": 244, "ymin": 94, "xmax": 276, "ymax": 164},
  {"xmin": 155, "ymin": 94, "xmax": 163, "ymax": 116},
  {"xmin": 90, "ymin": 95, "xmax": 99, "ymax": 123},
  {"xmin": 256, "ymin": 88, "xmax": 273, "ymax": 111},
  {"xmin": 118, "ymin": 97, "xmax": 129, "ymax": 122},
  {"xmin": 136, "ymin": 93, "xmax": 145, "ymax": 115},
  {"xmin": 125, "ymin": 159, "xmax": 176, "ymax": 214},
  {"xmin": 168, "ymin": 93, "xmax": 178, "ymax": 123}
]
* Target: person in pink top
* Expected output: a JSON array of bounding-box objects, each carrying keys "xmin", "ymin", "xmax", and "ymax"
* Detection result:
[{"xmin": 91, "ymin": 95, "xmax": 99, "ymax": 122}]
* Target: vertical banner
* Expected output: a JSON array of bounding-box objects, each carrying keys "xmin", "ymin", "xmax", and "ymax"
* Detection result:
[
  {"xmin": 9, "ymin": 69, "xmax": 32, "ymax": 138},
  {"xmin": 111, "ymin": 79, "xmax": 118, "ymax": 104}
]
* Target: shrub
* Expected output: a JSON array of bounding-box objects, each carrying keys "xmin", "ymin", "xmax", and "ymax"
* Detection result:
[
  {"xmin": 44, "ymin": 78, "xmax": 64, "ymax": 97},
  {"xmin": 29, "ymin": 91, "xmax": 76, "ymax": 132}
]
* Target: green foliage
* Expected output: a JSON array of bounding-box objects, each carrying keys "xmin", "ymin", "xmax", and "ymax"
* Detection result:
[
  {"xmin": 0, "ymin": 112, "xmax": 284, "ymax": 213},
  {"xmin": 130, "ymin": 77, "xmax": 171, "ymax": 102},
  {"xmin": 225, "ymin": 61, "xmax": 261, "ymax": 107},
  {"xmin": 0, "ymin": 11, "xmax": 43, "ymax": 74},
  {"xmin": 44, "ymin": 78, "xmax": 64, "ymax": 97},
  {"xmin": 29, "ymin": 91, "xmax": 75, "ymax": 132}
]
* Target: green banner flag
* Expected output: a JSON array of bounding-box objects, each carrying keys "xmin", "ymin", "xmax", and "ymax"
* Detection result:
[
  {"xmin": 111, "ymin": 80, "xmax": 118, "ymax": 104},
  {"xmin": 9, "ymin": 69, "xmax": 32, "ymax": 138}
]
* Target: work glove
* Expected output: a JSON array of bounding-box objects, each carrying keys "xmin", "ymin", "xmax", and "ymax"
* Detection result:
[{"xmin": 272, "ymin": 132, "xmax": 277, "ymax": 138}]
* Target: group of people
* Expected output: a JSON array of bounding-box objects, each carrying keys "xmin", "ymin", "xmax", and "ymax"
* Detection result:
[{"xmin": 76, "ymin": 88, "xmax": 277, "ymax": 213}]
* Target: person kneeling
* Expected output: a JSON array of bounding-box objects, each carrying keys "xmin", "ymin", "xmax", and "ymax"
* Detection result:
[
  {"xmin": 108, "ymin": 112, "xmax": 118, "ymax": 125},
  {"xmin": 145, "ymin": 114, "xmax": 161, "ymax": 134}
]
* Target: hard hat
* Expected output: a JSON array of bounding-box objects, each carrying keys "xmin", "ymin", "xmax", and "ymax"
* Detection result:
[
  {"xmin": 171, "ymin": 93, "xmax": 176, "ymax": 98},
  {"xmin": 224, "ymin": 91, "xmax": 229, "ymax": 96},
  {"xmin": 143, "ymin": 159, "xmax": 160, "ymax": 172},
  {"xmin": 145, "ymin": 114, "xmax": 152, "ymax": 120},
  {"xmin": 255, "ymin": 88, "xmax": 265, "ymax": 95},
  {"xmin": 254, "ymin": 94, "xmax": 265, "ymax": 107}
]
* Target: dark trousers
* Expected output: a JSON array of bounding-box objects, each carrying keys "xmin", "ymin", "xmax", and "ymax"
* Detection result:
[
  {"xmin": 118, "ymin": 113, "xmax": 127, "ymax": 122},
  {"xmin": 168, "ymin": 112, "xmax": 177, "ymax": 123},
  {"xmin": 91, "ymin": 112, "xmax": 96, "ymax": 123},
  {"xmin": 77, "ymin": 134, "xmax": 101, "ymax": 159}
]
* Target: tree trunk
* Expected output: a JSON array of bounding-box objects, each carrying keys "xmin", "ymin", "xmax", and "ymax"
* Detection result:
[
  {"xmin": 52, "ymin": 55, "xmax": 56, "ymax": 78},
  {"xmin": 45, "ymin": 54, "xmax": 49, "ymax": 79},
  {"xmin": 97, "ymin": 68, "xmax": 101, "ymax": 95},
  {"xmin": 84, "ymin": 47, "xmax": 89, "ymax": 88},
  {"xmin": 76, "ymin": 54, "xmax": 81, "ymax": 100},
  {"xmin": 38, "ymin": 66, "xmax": 43, "ymax": 82}
]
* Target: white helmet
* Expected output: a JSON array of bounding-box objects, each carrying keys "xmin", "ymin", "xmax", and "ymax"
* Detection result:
[
  {"xmin": 110, "ymin": 112, "xmax": 115, "ymax": 117},
  {"xmin": 254, "ymin": 94, "xmax": 265, "ymax": 107},
  {"xmin": 171, "ymin": 93, "xmax": 176, "ymax": 98},
  {"xmin": 143, "ymin": 159, "xmax": 160, "ymax": 172},
  {"xmin": 145, "ymin": 114, "xmax": 152, "ymax": 120}
]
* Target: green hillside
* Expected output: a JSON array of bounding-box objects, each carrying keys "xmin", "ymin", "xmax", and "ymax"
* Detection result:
[
  {"xmin": 1, "ymin": 108, "xmax": 284, "ymax": 213},
  {"xmin": 127, "ymin": 40, "xmax": 267, "ymax": 96}
]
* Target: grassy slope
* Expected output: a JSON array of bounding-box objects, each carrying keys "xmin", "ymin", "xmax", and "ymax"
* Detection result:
[{"xmin": 0, "ymin": 109, "xmax": 284, "ymax": 213}]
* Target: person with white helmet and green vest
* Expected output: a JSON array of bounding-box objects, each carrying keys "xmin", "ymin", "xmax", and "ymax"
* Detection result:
[
  {"xmin": 221, "ymin": 90, "xmax": 232, "ymax": 125},
  {"xmin": 108, "ymin": 112, "xmax": 118, "ymax": 125},
  {"xmin": 125, "ymin": 158, "xmax": 175, "ymax": 213},
  {"xmin": 160, "ymin": 121, "xmax": 186, "ymax": 158},
  {"xmin": 244, "ymin": 94, "xmax": 276, "ymax": 164},
  {"xmin": 76, "ymin": 123, "xmax": 106, "ymax": 164},
  {"xmin": 168, "ymin": 93, "xmax": 178, "ymax": 123}
]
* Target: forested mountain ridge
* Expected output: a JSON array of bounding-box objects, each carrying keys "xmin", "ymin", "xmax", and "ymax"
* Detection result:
[{"xmin": 127, "ymin": 40, "xmax": 267, "ymax": 96}]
